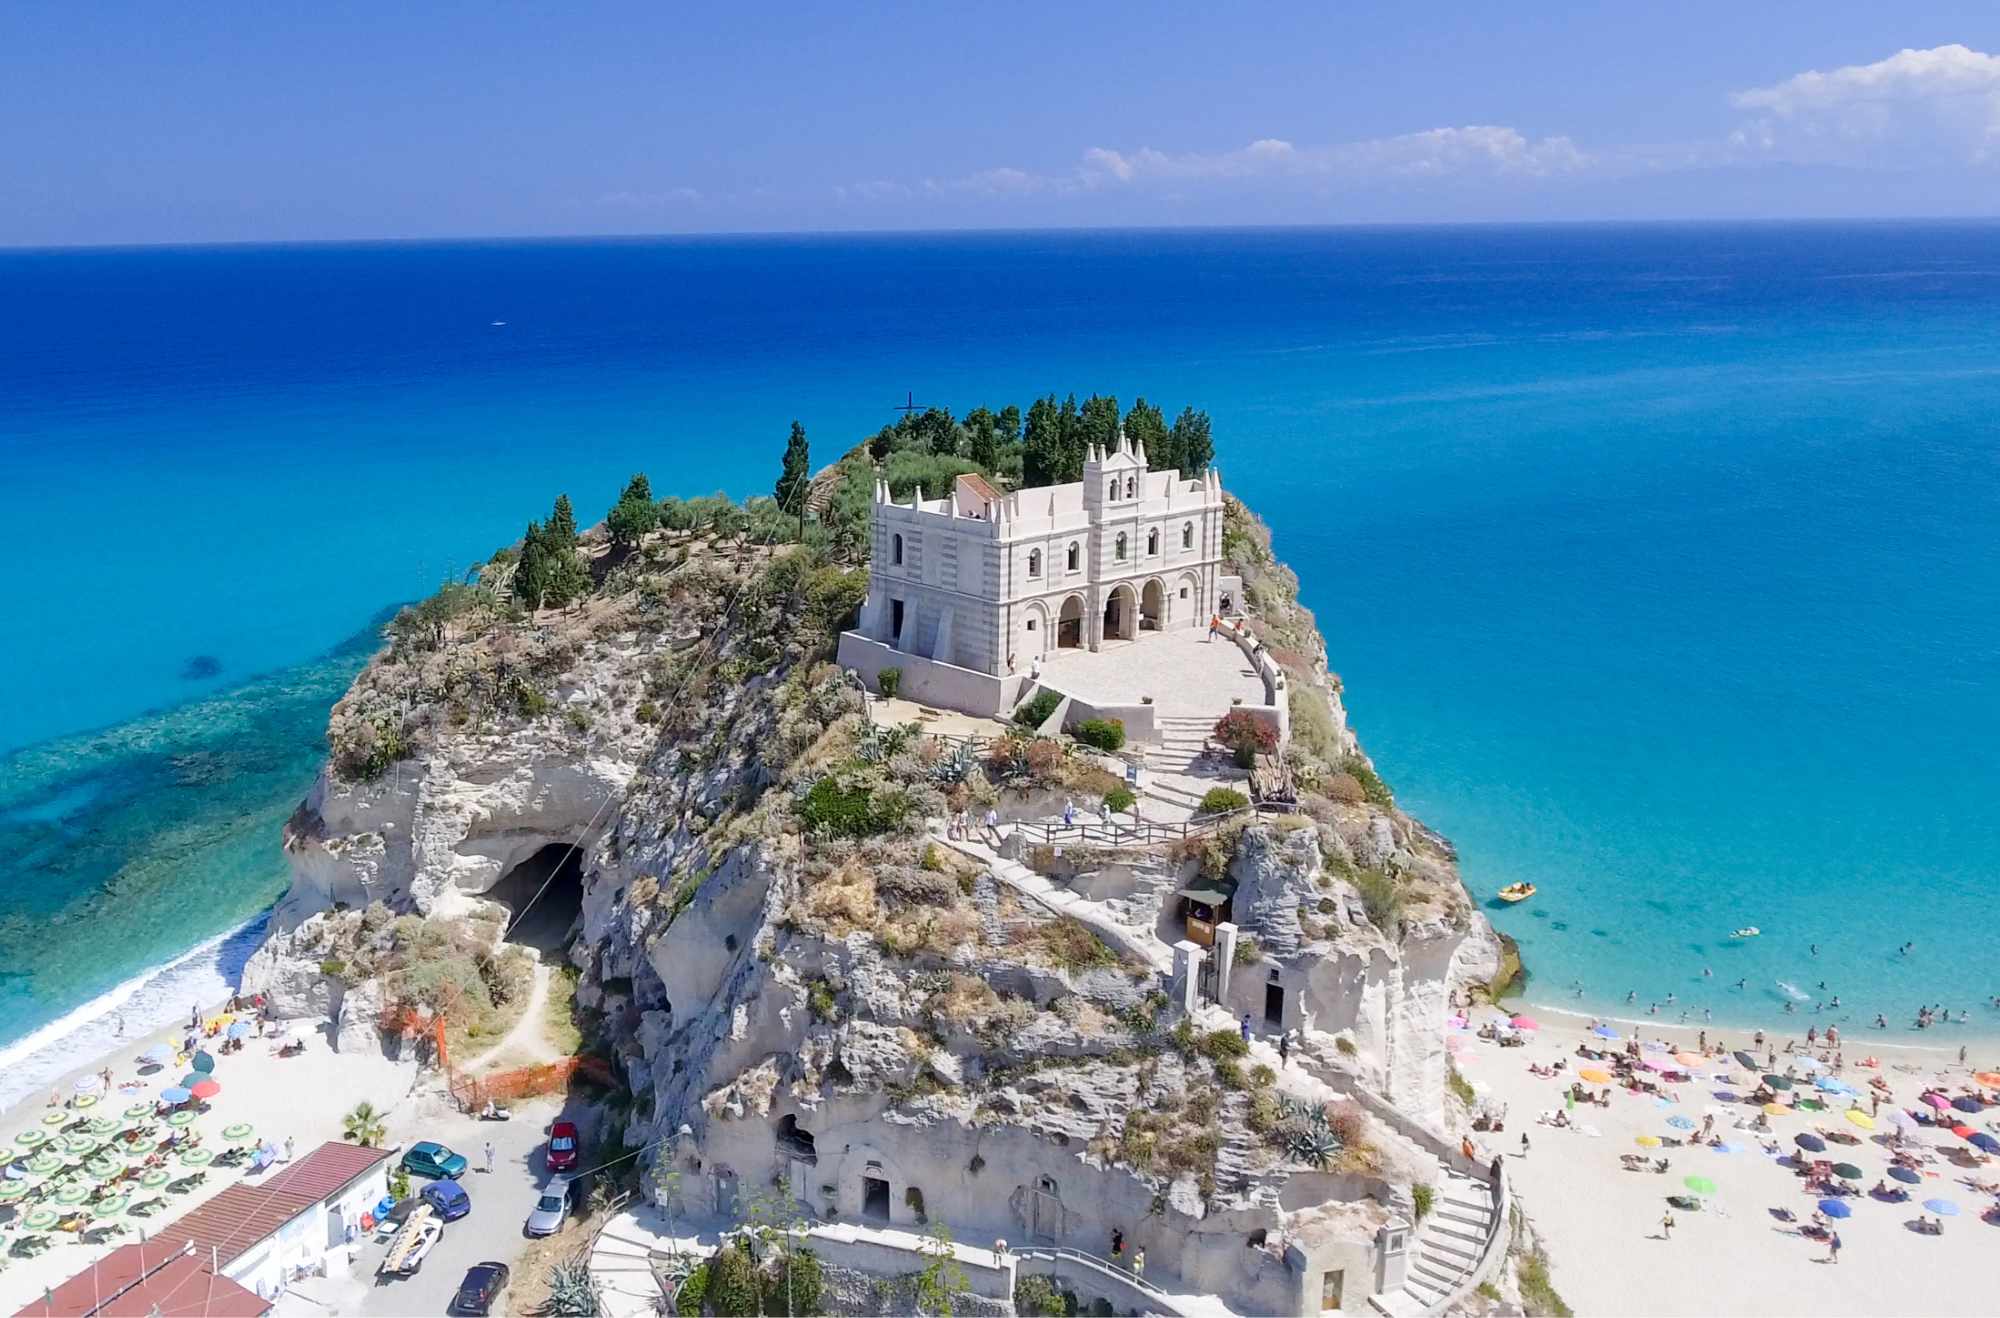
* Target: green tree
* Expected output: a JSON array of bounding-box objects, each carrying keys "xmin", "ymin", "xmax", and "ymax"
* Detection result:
[
  {"xmin": 1022, "ymin": 394, "xmax": 1065, "ymax": 487},
  {"xmin": 1055, "ymin": 393, "xmax": 1087, "ymax": 479},
  {"xmin": 996, "ymin": 404, "xmax": 1022, "ymax": 446},
  {"xmin": 775, "ymin": 420, "xmax": 811, "ymax": 523},
  {"xmin": 1079, "ymin": 393, "xmax": 1121, "ymax": 454},
  {"xmin": 963, "ymin": 407, "xmax": 1000, "ymax": 472},
  {"xmin": 548, "ymin": 493, "xmax": 579, "ymax": 543},
  {"xmin": 513, "ymin": 495, "xmax": 591, "ymax": 610},
  {"xmin": 913, "ymin": 406, "xmax": 960, "ymax": 457},
  {"xmin": 1125, "ymin": 398, "xmax": 1170, "ymax": 468},
  {"xmin": 1170, "ymin": 407, "xmax": 1214, "ymax": 474},
  {"xmin": 621, "ymin": 472, "xmax": 653, "ymax": 505},
  {"xmin": 606, "ymin": 472, "xmax": 659, "ymax": 547},
  {"xmin": 914, "ymin": 1221, "xmax": 971, "ymax": 1316},
  {"xmin": 341, "ymin": 1101, "xmax": 386, "ymax": 1147}
]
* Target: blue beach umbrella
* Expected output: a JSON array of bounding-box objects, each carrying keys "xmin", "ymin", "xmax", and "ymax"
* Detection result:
[
  {"xmin": 1794, "ymin": 1133, "xmax": 1826, "ymax": 1153},
  {"xmin": 138, "ymin": 1044, "xmax": 172, "ymax": 1066},
  {"xmin": 1817, "ymin": 1199, "xmax": 1852, "ymax": 1219},
  {"xmin": 1889, "ymin": 1166, "xmax": 1921, "ymax": 1184},
  {"xmin": 1924, "ymin": 1198, "xmax": 1960, "ymax": 1216},
  {"xmin": 226, "ymin": 1021, "xmax": 253, "ymax": 1041},
  {"xmin": 1667, "ymin": 1116, "xmax": 1695, "ymax": 1130},
  {"xmin": 1969, "ymin": 1133, "xmax": 2000, "ymax": 1155},
  {"xmin": 159, "ymin": 1087, "xmax": 191, "ymax": 1105},
  {"xmin": 1713, "ymin": 1141, "xmax": 1743, "ymax": 1154},
  {"xmin": 1591, "ymin": 1025, "xmax": 1618, "ymax": 1040},
  {"xmin": 1951, "ymin": 1096, "xmax": 1984, "ymax": 1114},
  {"xmin": 190, "ymin": 1053, "xmax": 214, "ymax": 1075}
]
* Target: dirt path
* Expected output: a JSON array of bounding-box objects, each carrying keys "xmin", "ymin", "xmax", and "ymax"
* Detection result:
[{"xmin": 462, "ymin": 958, "xmax": 554, "ymax": 1074}]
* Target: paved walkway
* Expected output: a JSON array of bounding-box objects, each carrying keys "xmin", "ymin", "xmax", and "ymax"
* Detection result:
[{"xmin": 1036, "ymin": 627, "xmax": 1264, "ymax": 716}]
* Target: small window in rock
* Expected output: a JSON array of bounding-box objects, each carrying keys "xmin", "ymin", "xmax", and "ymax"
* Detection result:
[{"xmin": 724, "ymin": 933, "xmax": 738, "ymax": 952}]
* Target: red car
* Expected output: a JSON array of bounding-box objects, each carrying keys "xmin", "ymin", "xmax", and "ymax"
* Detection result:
[{"xmin": 546, "ymin": 1121, "xmax": 579, "ymax": 1173}]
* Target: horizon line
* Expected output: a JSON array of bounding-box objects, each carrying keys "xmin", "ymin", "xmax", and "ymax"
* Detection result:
[{"xmin": 6, "ymin": 212, "xmax": 2000, "ymax": 256}]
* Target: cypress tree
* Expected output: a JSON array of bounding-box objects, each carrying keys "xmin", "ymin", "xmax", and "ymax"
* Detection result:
[
  {"xmin": 775, "ymin": 420, "xmax": 811, "ymax": 519},
  {"xmin": 1170, "ymin": 407, "xmax": 1214, "ymax": 475},
  {"xmin": 1022, "ymin": 395, "xmax": 1064, "ymax": 487},
  {"xmin": 1124, "ymin": 398, "xmax": 1169, "ymax": 468}
]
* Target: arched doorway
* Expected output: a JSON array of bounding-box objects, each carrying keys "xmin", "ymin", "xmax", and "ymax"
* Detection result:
[
  {"xmin": 1102, "ymin": 583, "xmax": 1138, "ymax": 643},
  {"xmin": 1057, "ymin": 595, "xmax": 1084, "ymax": 649},
  {"xmin": 1140, "ymin": 579, "xmax": 1165, "ymax": 631},
  {"xmin": 1023, "ymin": 602, "xmax": 1051, "ymax": 660}
]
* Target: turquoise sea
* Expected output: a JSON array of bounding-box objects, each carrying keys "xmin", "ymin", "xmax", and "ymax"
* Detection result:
[{"xmin": 3, "ymin": 225, "xmax": 1997, "ymax": 1102}]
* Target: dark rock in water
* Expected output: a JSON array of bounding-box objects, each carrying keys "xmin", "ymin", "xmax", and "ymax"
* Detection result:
[{"xmin": 181, "ymin": 655, "xmax": 223, "ymax": 681}]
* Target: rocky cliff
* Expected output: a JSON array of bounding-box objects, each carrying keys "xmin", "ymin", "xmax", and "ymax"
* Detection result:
[{"xmin": 244, "ymin": 494, "xmax": 1499, "ymax": 1314}]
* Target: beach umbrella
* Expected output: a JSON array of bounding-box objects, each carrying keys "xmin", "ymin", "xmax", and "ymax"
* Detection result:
[
  {"xmin": 1763, "ymin": 1103, "xmax": 1790, "ymax": 1117},
  {"xmin": 1713, "ymin": 1140, "xmax": 1744, "ymax": 1153},
  {"xmin": 1579, "ymin": 1068, "xmax": 1611, "ymax": 1084},
  {"xmin": 83, "ymin": 1157, "xmax": 119, "ymax": 1179},
  {"xmin": 178, "ymin": 1148, "xmax": 213, "ymax": 1167},
  {"xmin": 1763, "ymin": 1075, "xmax": 1793, "ymax": 1091},
  {"xmin": 1949, "ymin": 1123, "xmax": 1975, "ymax": 1140},
  {"xmin": 159, "ymin": 1087, "xmax": 191, "ymax": 1105},
  {"xmin": 121, "ymin": 1103, "xmax": 151, "ymax": 1122},
  {"xmin": 122, "ymin": 1143, "xmax": 152, "ymax": 1162},
  {"xmin": 93, "ymin": 1193, "xmax": 129, "ymax": 1215},
  {"xmin": 39, "ymin": 1112, "xmax": 66, "ymax": 1127},
  {"xmin": 1970, "ymin": 1133, "xmax": 2000, "ymax": 1155},
  {"xmin": 1831, "ymin": 1162, "xmax": 1864, "ymax": 1180},
  {"xmin": 72, "ymin": 1075, "xmax": 103, "ymax": 1095},
  {"xmin": 85, "ymin": 1118, "xmax": 119, "ymax": 1138},
  {"xmin": 74, "ymin": 1094, "xmax": 97, "ymax": 1109},
  {"xmin": 22, "ymin": 1208, "xmax": 58, "ymax": 1230},
  {"xmin": 1951, "ymin": 1096, "xmax": 1983, "ymax": 1114},
  {"xmin": 1795, "ymin": 1133, "xmax": 1827, "ymax": 1153},
  {"xmin": 189, "ymin": 1079, "xmax": 220, "ymax": 1100},
  {"xmin": 226, "ymin": 1020, "xmax": 253, "ymax": 1041},
  {"xmin": 25, "ymin": 1152, "xmax": 63, "ymax": 1175},
  {"xmin": 1845, "ymin": 1109, "xmax": 1875, "ymax": 1130},
  {"xmin": 1511, "ymin": 1015, "xmax": 1539, "ymax": 1030},
  {"xmin": 1733, "ymin": 1050, "xmax": 1758, "ymax": 1069},
  {"xmin": 221, "ymin": 1123, "xmax": 254, "ymax": 1142},
  {"xmin": 1792, "ymin": 1055, "xmax": 1823, "ymax": 1073},
  {"xmin": 51, "ymin": 1182, "xmax": 89, "ymax": 1206},
  {"xmin": 1817, "ymin": 1199, "xmax": 1852, "ymax": 1219},
  {"xmin": 1921, "ymin": 1093, "xmax": 1952, "ymax": 1110},
  {"xmin": 59, "ymin": 1134, "xmax": 96, "ymax": 1156},
  {"xmin": 1636, "ymin": 1135, "xmax": 1662, "ymax": 1148},
  {"xmin": 1816, "ymin": 1076, "xmax": 1854, "ymax": 1093},
  {"xmin": 164, "ymin": 1111, "xmax": 196, "ymax": 1128},
  {"xmin": 1973, "ymin": 1071, "xmax": 2000, "ymax": 1088},
  {"xmin": 177, "ymin": 1072, "xmax": 203, "ymax": 1088},
  {"xmin": 190, "ymin": 1052, "xmax": 215, "ymax": 1075},
  {"xmin": 1667, "ymin": 1116, "xmax": 1696, "ymax": 1131},
  {"xmin": 1924, "ymin": 1198, "xmax": 1960, "ymax": 1216},
  {"xmin": 1674, "ymin": 1053, "xmax": 1705, "ymax": 1069},
  {"xmin": 1889, "ymin": 1166, "xmax": 1921, "ymax": 1185},
  {"xmin": 138, "ymin": 1170, "xmax": 169, "ymax": 1189},
  {"xmin": 139, "ymin": 1043, "xmax": 172, "ymax": 1065},
  {"xmin": 13, "ymin": 1130, "xmax": 47, "ymax": 1148},
  {"xmin": 0, "ymin": 1179, "xmax": 28, "ymax": 1202},
  {"xmin": 1883, "ymin": 1108, "xmax": 1919, "ymax": 1133},
  {"xmin": 1683, "ymin": 1175, "xmax": 1717, "ymax": 1196},
  {"xmin": 1591, "ymin": 1025, "xmax": 1619, "ymax": 1040}
]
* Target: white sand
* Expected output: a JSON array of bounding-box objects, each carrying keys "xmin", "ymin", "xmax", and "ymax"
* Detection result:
[{"xmin": 1458, "ymin": 1009, "xmax": 2000, "ymax": 1316}]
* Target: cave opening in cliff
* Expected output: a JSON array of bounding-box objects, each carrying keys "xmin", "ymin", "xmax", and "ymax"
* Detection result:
[{"xmin": 488, "ymin": 842, "xmax": 586, "ymax": 954}]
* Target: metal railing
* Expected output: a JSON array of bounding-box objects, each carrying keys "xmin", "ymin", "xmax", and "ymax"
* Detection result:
[
  {"xmin": 1009, "ymin": 803, "xmax": 1277, "ymax": 849},
  {"xmin": 1011, "ymin": 1244, "xmax": 1182, "ymax": 1309}
]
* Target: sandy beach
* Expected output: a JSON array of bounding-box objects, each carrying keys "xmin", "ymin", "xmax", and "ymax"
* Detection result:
[{"xmin": 1458, "ymin": 1005, "xmax": 2000, "ymax": 1317}]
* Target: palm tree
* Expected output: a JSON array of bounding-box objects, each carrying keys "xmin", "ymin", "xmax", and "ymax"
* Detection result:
[{"xmin": 342, "ymin": 1101, "xmax": 387, "ymax": 1148}]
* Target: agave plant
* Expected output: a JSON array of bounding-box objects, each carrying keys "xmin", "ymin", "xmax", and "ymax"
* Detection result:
[
  {"xmin": 1285, "ymin": 1126, "xmax": 1342, "ymax": 1171},
  {"xmin": 535, "ymin": 1257, "xmax": 601, "ymax": 1317}
]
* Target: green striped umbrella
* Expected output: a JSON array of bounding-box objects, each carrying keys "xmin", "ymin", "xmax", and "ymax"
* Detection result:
[
  {"xmin": 138, "ymin": 1170, "xmax": 170, "ymax": 1189},
  {"xmin": 84, "ymin": 1157, "xmax": 120, "ymax": 1179},
  {"xmin": 122, "ymin": 1104, "xmax": 152, "ymax": 1122},
  {"xmin": 51, "ymin": 1183, "xmax": 89, "ymax": 1206},
  {"xmin": 221, "ymin": 1123, "xmax": 254, "ymax": 1142},
  {"xmin": 93, "ymin": 1193, "xmax": 130, "ymax": 1215},
  {"xmin": 22, "ymin": 1208, "xmax": 58, "ymax": 1230},
  {"xmin": 39, "ymin": 1112, "xmax": 66, "ymax": 1127},
  {"xmin": 73, "ymin": 1095, "xmax": 98, "ymax": 1110},
  {"xmin": 0, "ymin": 1179, "xmax": 30, "ymax": 1201},
  {"xmin": 26, "ymin": 1152, "xmax": 63, "ymax": 1175},
  {"xmin": 59, "ymin": 1134, "xmax": 97, "ymax": 1156},
  {"xmin": 86, "ymin": 1118, "xmax": 119, "ymax": 1138},
  {"xmin": 123, "ymin": 1142, "xmax": 154, "ymax": 1162},
  {"xmin": 1683, "ymin": 1175, "xmax": 1717, "ymax": 1196},
  {"xmin": 164, "ymin": 1111, "xmax": 196, "ymax": 1128},
  {"xmin": 13, "ymin": 1130, "xmax": 48, "ymax": 1148},
  {"xmin": 178, "ymin": 1148, "xmax": 213, "ymax": 1167}
]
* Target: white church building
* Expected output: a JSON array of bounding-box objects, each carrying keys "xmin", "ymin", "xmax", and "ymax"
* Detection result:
[{"xmin": 836, "ymin": 430, "xmax": 1230, "ymax": 720}]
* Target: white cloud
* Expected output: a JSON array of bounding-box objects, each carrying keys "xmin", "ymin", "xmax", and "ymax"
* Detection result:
[
  {"xmin": 590, "ymin": 187, "xmax": 704, "ymax": 209},
  {"xmin": 1729, "ymin": 44, "xmax": 2000, "ymax": 162}
]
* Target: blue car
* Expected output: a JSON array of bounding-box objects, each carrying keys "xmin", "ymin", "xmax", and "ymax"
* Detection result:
[
  {"xmin": 403, "ymin": 1141, "xmax": 469, "ymax": 1180},
  {"xmin": 422, "ymin": 1179, "xmax": 472, "ymax": 1221}
]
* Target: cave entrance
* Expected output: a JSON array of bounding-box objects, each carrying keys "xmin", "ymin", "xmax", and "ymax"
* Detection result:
[
  {"xmin": 862, "ymin": 1174, "xmax": 891, "ymax": 1222},
  {"xmin": 488, "ymin": 842, "xmax": 586, "ymax": 956}
]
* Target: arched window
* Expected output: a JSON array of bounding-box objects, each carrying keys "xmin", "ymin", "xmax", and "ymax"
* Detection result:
[
  {"xmin": 1107, "ymin": 478, "xmax": 1118, "ymax": 500},
  {"xmin": 1182, "ymin": 523, "xmax": 1194, "ymax": 550},
  {"xmin": 1125, "ymin": 476, "xmax": 1136, "ymax": 498},
  {"xmin": 1115, "ymin": 533, "xmax": 1128, "ymax": 561},
  {"xmin": 1147, "ymin": 528, "xmax": 1159, "ymax": 556},
  {"xmin": 892, "ymin": 533, "xmax": 904, "ymax": 565},
  {"xmin": 1066, "ymin": 542, "xmax": 1080, "ymax": 572},
  {"xmin": 1028, "ymin": 549, "xmax": 1042, "ymax": 578}
]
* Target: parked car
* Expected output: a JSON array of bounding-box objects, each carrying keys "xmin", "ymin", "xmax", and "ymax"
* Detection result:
[
  {"xmin": 402, "ymin": 1141, "xmax": 469, "ymax": 1180},
  {"xmin": 373, "ymin": 1197, "xmax": 420, "ymax": 1241},
  {"xmin": 449, "ymin": 1261, "xmax": 511, "ymax": 1316},
  {"xmin": 422, "ymin": 1179, "xmax": 472, "ymax": 1222},
  {"xmin": 524, "ymin": 1185, "xmax": 569, "ymax": 1237},
  {"xmin": 546, "ymin": 1120, "xmax": 579, "ymax": 1173}
]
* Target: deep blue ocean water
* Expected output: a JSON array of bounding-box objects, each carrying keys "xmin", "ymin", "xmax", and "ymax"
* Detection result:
[{"xmin": 2, "ymin": 224, "xmax": 1997, "ymax": 1097}]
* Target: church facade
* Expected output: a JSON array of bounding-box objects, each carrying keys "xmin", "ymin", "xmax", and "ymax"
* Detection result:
[{"xmin": 838, "ymin": 432, "xmax": 1227, "ymax": 698}]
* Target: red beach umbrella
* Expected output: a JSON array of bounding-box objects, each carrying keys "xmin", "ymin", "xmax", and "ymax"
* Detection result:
[{"xmin": 189, "ymin": 1079, "xmax": 220, "ymax": 1101}]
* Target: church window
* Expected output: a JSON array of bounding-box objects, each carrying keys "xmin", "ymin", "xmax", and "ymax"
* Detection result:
[
  {"xmin": 1028, "ymin": 549, "xmax": 1042, "ymax": 578},
  {"xmin": 1115, "ymin": 533, "xmax": 1128, "ymax": 561},
  {"xmin": 1066, "ymin": 542, "xmax": 1080, "ymax": 572},
  {"xmin": 1125, "ymin": 476, "xmax": 1136, "ymax": 498},
  {"xmin": 1107, "ymin": 478, "xmax": 1118, "ymax": 501},
  {"xmin": 1147, "ymin": 528, "xmax": 1159, "ymax": 556},
  {"xmin": 892, "ymin": 533, "xmax": 904, "ymax": 565},
  {"xmin": 1182, "ymin": 523, "xmax": 1194, "ymax": 550}
]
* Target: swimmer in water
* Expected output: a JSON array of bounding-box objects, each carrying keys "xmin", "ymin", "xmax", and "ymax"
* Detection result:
[
  {"xmin": 1784, "ymin": 1001, "xmax": 1795, "ymax": 1014},
  {"xmin": 1810, "ymin": 944, "xmax": 1818, "ymax": 957},
  {"xmin": 1735, "ymin": 978, "xmax": 1746, "ymax": 990},
  {"xmin": 1703, "ymin": 967, "xmax": 1712, "ymax": 978}
]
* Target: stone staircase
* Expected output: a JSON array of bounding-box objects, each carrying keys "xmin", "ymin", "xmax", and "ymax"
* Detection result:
[
  {"xmin": 1145, "ymin": 714, "xmax": 1248, "ymax": 816},
  {"xmin": 588, "ymin": 1220, "xmax": 670, "ymax": 1318},
  {"xmin": 1374, "ymin": 1168, "xmax": 1500, "ymax": 1316}
]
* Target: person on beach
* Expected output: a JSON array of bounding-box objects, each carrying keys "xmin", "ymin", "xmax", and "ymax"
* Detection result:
[
  {"xmin": 1827, "ymin": 1230, "xmax": 1841, "ymax": 1264},
  {"xmin": 1132, "ymin": 1247, "xmax": 1145, "ymax": 1280},
  {"xmin": 1520, "ymin": 1133, "xmax": 1530, "ymax": 1157},
  {"xmin": 1660, "ymin": 1211, "xmax": 1674, "ymax": 1239},
  {"xmin": 483, "ymin": 1140, "xmax": 495, "ymax": 1174}
]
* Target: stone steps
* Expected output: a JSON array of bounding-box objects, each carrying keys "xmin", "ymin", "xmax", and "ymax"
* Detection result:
[{"xmin": 1387, "ymin": 1167, "xmax": 1498, "ymax": 1315}]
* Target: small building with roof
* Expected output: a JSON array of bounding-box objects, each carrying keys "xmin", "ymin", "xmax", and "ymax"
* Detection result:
[{"xmin": 14, "ymin": 1239, "xmax": 269, "ymax": 1317}]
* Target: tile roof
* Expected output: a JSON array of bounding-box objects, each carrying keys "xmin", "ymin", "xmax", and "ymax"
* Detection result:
[
  {"xmin": 261, "ymin": 1140, "xmax": 390, "ymax": 1201},
  {"xmin": 159, "ymin": 1183, "xmax": 320, "ymax": 1266},
  {"xmin": 956, "ymin": 472, "xmax": 1002, "ymax": 503},
  {"xmin": 18, "ymin": 1240, "xmax": 269, "ymax": 1317}
]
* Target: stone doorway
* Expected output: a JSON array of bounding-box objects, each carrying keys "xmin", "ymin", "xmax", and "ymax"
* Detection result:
[
  {"xmin": 1103, "ymin": 583, "xmax": 1138, "ymax": 643},
  {"xmin": 1057, "ymin": 596, "xmax": 1084, "ymax": 649},
  {"xmin": 862, "ymin": 1174, "xmax": 891, "ymax": 1222},
  {"xmin": 1141, "ymin": 578, "xmax": 1165, "ymax": 631}
]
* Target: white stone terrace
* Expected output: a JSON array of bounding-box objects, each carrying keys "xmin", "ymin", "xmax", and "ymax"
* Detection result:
[{"xmin": 1035, "ymin": 626, "xmax": 1265, "ymax": 717}]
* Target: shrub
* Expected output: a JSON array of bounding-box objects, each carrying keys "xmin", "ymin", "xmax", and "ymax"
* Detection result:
[
  {"xmin": 1232, "ymin": 936, "xmax": 1263, "ymax": 966},
  {"xmin": 1412, "ymin": 1182, "xmax": 1435, "ymax": 1222},
  {"xmin": 1212, "ymin": 709, "xmax": 1278, "ymax": 767},
  {"xmin": 1342, "ymin": 756, "xmax": 1394, "ymax": 807},
  {"xmin": 1102, "ymin": 785, "xmax": 1136, "ymax": 813},
  {"xmin": 677, "ymin": 1263, "xmax": 710, "ymax": 1313},
  {"xmin": 1014, "ymin": 1275, "xmax": 1076, "ymax": 1317},
  {"xmin": 1335, "ymin": 1036, "xmax": 1357, "ymax": 1056},
  {"xmin": 634, "ymin": 699, "xmax": 660, "ymax": 724},
  {"xmin": 1446, "ymin": 1062, "xmax": 1475, "ymax": 1106},
  {"xmin": 799, "ymin": 774, "xmax": 908, "ymax": 837},
  {"xmin": 1074, "ymin": 718, "xmax": 1125, "ymax": 751},
  {"xmin": 706, "ymin": 1243, "xmax": 763, "ymax": 1316},
  {"xmin": 1321, "ymin": 771, "xmax": 1367, "ymax": 805},
  {"xmin": 1197, "ymin": 1028, "xmax": 1248, "ymax": 1062},
  {"xmin": 1198, "ymin": 787, "xmax": 1249, "ymax": 816},
  {"xmin": 1517, "ymin": 1245, "xmax": 1574, "ymax": 1318},
  {"xmin": 877, "ymin": 666, "xmax": 902, "ymax": 699},
  {"xmin": 765, "ymin": 1247, "xmax": 824, "ymax": 1315},
  {"xmin": 808, "ymin": 979, "xmax": 839, "ymax": 1021},
  {"xmin": 1013, "ymin": 688, "xmax": 1062, "ymax": 729},
  {"xmin": 1353, "ymin": 868, "xmax": 1403, "ymax": 932}
]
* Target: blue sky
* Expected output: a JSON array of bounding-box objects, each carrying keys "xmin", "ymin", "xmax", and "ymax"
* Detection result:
[{"xmin": 4, "ymin": 2, "xmax": 1998, "ymax": 245}]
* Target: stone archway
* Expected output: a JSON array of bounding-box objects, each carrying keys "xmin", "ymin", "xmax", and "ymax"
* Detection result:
[
  {"xmin": 1023, "ymin": 602, "xmax": 1051, "ymax": 660},
  {"xmin": 1140, "ymin": 578, "xmax": 1165, "ymax": 631},
  {"xmin": 1103, "ymin": 583, "xmax": 1138, "ymax": 643},
  {"xmin": 1057, "ymin": 595, "xmax": 1085, "ymax": 649}
]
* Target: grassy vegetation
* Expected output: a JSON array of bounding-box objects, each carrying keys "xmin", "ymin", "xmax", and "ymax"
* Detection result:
[
  {"xmin": 1516, "ymin": 1246, "xmax": 1573, "ymax": 1318},
  {"xmin": 542, "ymin": 964, "xmax": 583, "ymax": 1055},
  {"xmin": 1352, "ymin": 866, "xmax": 1404, "ymax": 933},
  {"xmin": 1446, "ymin": 1062, "xmax": 1476, "ymax": 1106}
]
